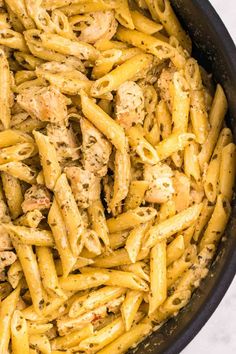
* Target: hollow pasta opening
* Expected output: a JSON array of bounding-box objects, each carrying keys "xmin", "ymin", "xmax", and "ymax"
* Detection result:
[
  {"xmin": 155, "ymin": 0, "xmax": 166, "ymax": 13},
  {"xmin": 95, "ymin": 79, "xmax": 110, "ymax": 93}
]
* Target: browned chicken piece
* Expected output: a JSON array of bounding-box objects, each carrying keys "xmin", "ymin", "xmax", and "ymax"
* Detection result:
[
  {"xmin": 21, "ymin": 185, "xmax": 51, "ymax": 213},
  {"xmin": 78, "ymin": 11, "xmax": 118, "ymax": 44},
  {"xmin": 116, "ymin": 81, "xmax": 145, "ymax": 129},
  {"xmin": 17, "ymin": 86, "xmax": 69, "ymax": 124},
  {"xmin": 157, "ymin": 65, "xmax": 176, "ymax": 111},
  {"xmin": 144, "ymin": 163, "xmax": 174, "ymax": 203},
  {"xmin": 80, "ymin": 118, "xmax": 112, "ymax": 178},
  {"xmin": 65, "ymin": 166, "xmax": 101, "ymax": 209},
  {"xmin": 173, "ymin": 171, "xmax": 191, "ymax": 212},
  {"xmin": 46, "ymin": 124, "xmax": 80, "ymax": 166},
  {"xmin": 0, "ymin": 251, "xmax": 17, "ymax": 270}
]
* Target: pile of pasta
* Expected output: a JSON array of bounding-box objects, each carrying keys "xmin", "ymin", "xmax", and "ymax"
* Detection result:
[{"xmin": 0, "ymin": 0, "xmax": 235, "ymax": 353}]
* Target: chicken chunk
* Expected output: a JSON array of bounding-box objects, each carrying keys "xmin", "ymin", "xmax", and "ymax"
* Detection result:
[
  {"xmin": 17, "ymin": 86, "xmax": 69, "ymax": 124},
  {"xmin": 78, "ymin": 11, "xmax": 118, "ymax": 44},
  {"xmin": 65, "ymin": 166, "xmax": 101, "ymax": 209},
  {"xmin": 116, "ymin": 81, "xmax": 145, "ymax": 129},
  {"xmin": 144, "ymin": 163, "xmax": 174, "ymax": 203},
  {"xmin": 0, "ymin": 251, "xmax": 17, "ymax": 270},
  {"xmin": 80, "ymin": 118, "xmax": 112, "ymax": 177},
  {"xmin": 157, "ymin": 66, "xmax": 176, "ymax": 111},
  {"xmin": 46, "ymin": 124, "xmax": 80, "ymax": 166},
  {"xmin": 21, "ymin": 185, "xmax": 51, "ymax": 213}
]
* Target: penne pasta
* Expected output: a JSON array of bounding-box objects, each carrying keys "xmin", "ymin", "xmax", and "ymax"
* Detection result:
[
  {"xmin": 12, "ymin": 240, "xmax": 44, "ymax": 314},
  {"xmin": 28, "ymin": 334, "xmax": 51, "ymax": 354},
  {"xmin": 172, "ymin": 71, "xmax": 190, "ymax": 134},
  {"xmin": 199, "ymin": 195, "xmax": 231, "ymax": 250},
  {"xmin": 204, "ymin": 128, "xmax": 233, "ymax": 203},
  {"xmin": 59, "ymin": 272, "xmax": 110, "ymax": 292},
  {"xmin": 126, "ymin": 126, "xmax": 160, "ymax": 165},
  {"xmin": 125, "ymin": 222, "xmax": 151, "ymax": 264},
  {"xmin": 0, "ymin": 28, "xmax": 28, "ymax": 51},
  {"xmin": 88, "ymin": 200, "xmax": 110, "ymax": 248},
  {"xmin": 36, "ymin": 246, "xmax": 65, "ymax": 298},
  {"xmin": 0, "ymin": 1, "xmax": 234, "ymax": 352},
  {"xmin": 131, "ymin": 10, "xmax": 163, "ymax": 34},
  {"xmin": 1, "ymin": 173, "xmax": 23, "ymax": 220},
  {"xmin": 124, "ymin": 180, "xmax": 149, "ymax": 211},
  {"xmin": 143, "ymin": 203, "xmax": 203, "ymax": 249},
  {"xmin": 185, "ymin": 58, "xmax": 209, "ymax": 144},
  {"xmin": 69, "ymin": 286, "xmax": 126, "ymax": 318},
  {"xmin": 110, "ymin": 143, "xmax": 131, "ymax": 213},
  {"xmin": 27, "ymin": 322, "xmax": 53, "ymax": 336},
  {"xmin": 107, "ymin": 207, "xmax": 157, "ymax": 233},
  {"xmin": 77, "ymin": 317, "xmax": 124, "ymax": 352},
  {"xmin": 219, "ymin": 143, "xmax": 236, "ymax": 200},
  {"xmin": 11, "ymin": 310, "xmax": 30, "ymax": 354},
  {"xmin": 156, "ymin": 99, "xmax": 172, "ymax": 140},
  {"xmin": 166, "ymin": 234, "xmax": 185, "ymax": 266},
  {"xmin": 0, "ymin": 161, "xmax": 36, "ymax": 184},
  {"xmin": 59, "ymin": 0, "xmax": 115, "ymax": 16},
  {"xmin": 97, "ymin": 323, "xmax": 152, "ymax": 354},
  {"xmin": 0, "ymin": 285, "xmax": 21, "ymax": 354},
  {"xmin": 48, "ymin": 198, "xmax": 77, "ymax": 275},
  {"xmin": 0, "ymin": 130, "xmax": 33, "ymax": 149},
  {"xmin": 3, "ymin": 224, "xmax": 54, "ymax": 247},
  {"xmin": 149, "ymin": 240, "xmax": 167, "ymax": 314},
  {"xmin": 116, "ymin": 26, "xmax": 176, "ymax": 59},
  {"xmin": 90, "ymin": 53, "xmax": 153, "ymax": 97},
  {"xmin": 121, "ymin": 290, "xmax": 143, "ymax": 331},
  {"xmin": 193, "ymin": 198, "xmax": 214, "ymax": 242},
  {"xmin": 0, "ymin": 49, "xmax": 11, "ymax": 129},
  {"xmin": 15, "ymin": 210, "xmax": 44, "ymax": 229},
  {"xmin": 184, "ymin": 141, "xmax": 201, "ymax": 184},
  {"xmin": 120, "ymin": 262, "xmax": 150, "ymax": 282},
  {"xmin": 7, "ymin": 260, "xmax": 23, "ymax": 289},
  {"xmin": 198, "ymin": 84, "xmax": 228, "ymax": 170},
  {"xmin": 51, "ymin": 324, "xmax": 93, "ymax": 350},
  {"xmin": 54, "ymin": 174, "xmax": 84, "ymax": 256},
  {"xmin": 81, "ymin": 267, "xmax": 149, "ymax": 292},
  {"xmin": 81, "ymin": 93, "xmax": 126, "ymax": 152},
  {"xmin": 33, "ymin": 130, "xmax": 61, "ymax": 191},
  {"xmin": 93, "ymin": 247, "xmax": 149, "ymax": 268},
  {"xmin": 159, "ymin": 199, "xmax": 176, "ymax": 222},
  {"xmin": 156, "ymin": 132, "xmax": 195, "ymax": 161},
  {"xmin": 0, "ymin": 143, "xmax": 36, "ymax": 165},
  {"xmin": 145, "ymin": 0, "xmax": 191, "ymax": 52},
  {"xmin": 114, "ymin": 0, "xmax": 134, "ymax": 29}
]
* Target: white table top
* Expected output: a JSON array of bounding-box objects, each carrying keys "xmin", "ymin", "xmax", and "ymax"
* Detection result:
[{"xmin": 183, "ymin": 1, "xmax": 236, "ymax": 353}]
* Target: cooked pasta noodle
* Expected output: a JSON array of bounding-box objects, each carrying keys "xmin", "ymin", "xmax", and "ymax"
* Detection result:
[{"xmin": 0, "ymin": 1, "xmax": 234, "ymax": 353}]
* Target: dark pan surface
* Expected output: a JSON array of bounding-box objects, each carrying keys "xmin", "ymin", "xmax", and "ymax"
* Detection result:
[{"xmin": 130, "ymin": 1, "xmax": 236, "ymax": 353}]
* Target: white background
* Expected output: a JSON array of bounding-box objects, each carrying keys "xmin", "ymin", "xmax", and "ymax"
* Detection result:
[{"xmin": 183, "ymin": 1, "xmax": 236, "ymax": 353}]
